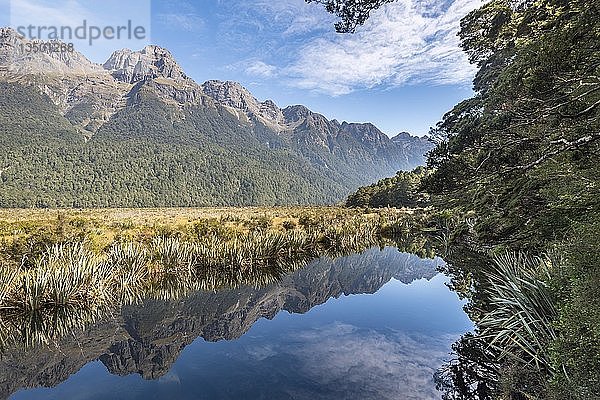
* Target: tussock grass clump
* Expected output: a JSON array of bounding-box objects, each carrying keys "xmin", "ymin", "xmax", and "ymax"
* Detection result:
[
  {"xmin": 151, "ymin": 237, "xmax": 196, "ymax": 277},
  {"xmin": 0, "ymin": 263, "xmax": 18, "ymax": 308},
  {"xmin": 106, "ymin": 242, "xmax": 150, "ymax": 302},
  {"xmin": 188, "ymin": 230, "xmax": 319, "ymax": 290},
  {"xmin": 478, "ymin": 251, "xmax": 558, "ymax": 371},
  {"xmin": 8, "ymin": 244, "xmax": 113, "ymax": 313}
]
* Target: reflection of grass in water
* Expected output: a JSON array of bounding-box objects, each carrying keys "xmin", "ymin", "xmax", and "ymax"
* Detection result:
[
  {"xmin": 0, "ymin": 306, "xmax": 109, "ymax": 350},
  {"xmin": 0, "ymin": 222, "xmax": 391, "ymax": 349}
]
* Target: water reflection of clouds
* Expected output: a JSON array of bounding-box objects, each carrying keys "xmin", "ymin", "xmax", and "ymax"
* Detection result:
[
  {"xmin": 245, "ymin": 322, "xmax": 459, "ymax": 400},
  {"xmin": 6, "ymin": 249, "xmax": 470, "ymax": 400},
  {"xmin": 157, "ymin": 371, "xmax": 181, "ymax": 385},
  {"xmin": 245, "ymin": 344, "xmax": 278, "ymax": 361}
]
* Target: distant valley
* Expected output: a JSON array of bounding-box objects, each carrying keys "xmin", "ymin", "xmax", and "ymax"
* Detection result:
[{"xmin": 0, "ymin": 28, "xmax": 432, "ymax": 207}]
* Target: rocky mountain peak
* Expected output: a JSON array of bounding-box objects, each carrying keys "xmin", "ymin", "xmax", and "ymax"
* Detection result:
[
  {"xmin": 0, "ymin": 27, "xmax": 103, "ymax": 76},
  {"xmin": 103, "ymin": 45, "xmax": 189, "ymax": 83},
  {"xmin": 201, "ymin": 80, "xmax": 258, "ymax": 110},
  {"xmin": 259, "ymin": 99, "xmax": 284, "ymax": 124},
  {"xmin": 282, "ymin": 105, "xmax": 313, "ymax": 123},
  {"xmin": 392, "ymin": 131, "xmax": 433, "ymax": 147},
  {"xmin": 201, "ymin": 80, "xmax": 285, "ymax": 128},
  {"xmin": 340, "ymin": 122, "xmax": 389, "ymax": 145},
  {"xmin": 392, "ymin": 132, "xmax": 419, "ymax": 142},
  {"xmin": 390, "ymin": 131, "xmax": 435, "ymax": 166},
  {"xmin": 0, "ymin": 27, "xmax": 21, "ymax": 47}
]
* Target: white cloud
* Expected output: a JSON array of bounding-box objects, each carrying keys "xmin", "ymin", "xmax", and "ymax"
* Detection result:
[
  {"xmin": 251, "ymin": 0, "xmax": 335, "ymax": 36},
  {"xmin": 245, "ymin": 60, "xmax": 277, "ymax": 78},
  {"xmin": 10, "ymin": 0, "xmax": 90, "ymax": 31},
  {"xmin": 8, "ymin": 0, "xmax": 152, "ymax": 62},
  {"xmin": 156, "ymin": 0, "xmax": 204, "ymax": 32},
  {"xmin": 157, "ymin": 13, "xmax": 204, "ymax": 32},
  {"xmin": 285, "ymin": 0, "xmax": 483, "ymax": 95}
]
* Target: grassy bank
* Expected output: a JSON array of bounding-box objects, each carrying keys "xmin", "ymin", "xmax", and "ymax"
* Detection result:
[
  {"xmin": 0, "ymin": 206, "xmax": 419, "ymax": 263},
  {"xmin": 0, "ymin": 206, "xmax": 431, "ymax": 348}
]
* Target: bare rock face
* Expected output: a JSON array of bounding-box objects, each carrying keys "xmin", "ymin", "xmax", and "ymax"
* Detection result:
[
  {"xmin": 201, "ymin": 80, "xmax": 286, "ymax": 129},
  {"xmin": 391, "ymin": 132, "xmax": 435, "ymax": 167},
  {"xmin": 340, "ymin": 122, "xmax": 389, "ymax": 146},
  {"xmin": 201, "ymin": 80, "xmax": 256, "ymax": 109},
  {"xmin": 282, "ymin": 105, "xmax": 313, "ymax": 123},
  {"xmin": 141, "ymin": 78, "xmax": 209, "ymax": 107},
  {"xmin": 259, "ymin": 99, "xmax": 284, "ymax": 123},
  {"xmin": 0, "ymin": 28, "xmax": 104, "ymax": 76},
  {"xmin": 0, "ymin": 28, "xmax": 130, "ymax": 135},
  {"xmin": 103, "ymin": 45, "xmax": 190, "ymax": 84}
]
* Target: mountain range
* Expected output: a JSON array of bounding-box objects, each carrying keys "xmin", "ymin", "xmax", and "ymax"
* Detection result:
[{"xmin": 0, "ymin": 28, "xmax": 433, "ymax": 207}]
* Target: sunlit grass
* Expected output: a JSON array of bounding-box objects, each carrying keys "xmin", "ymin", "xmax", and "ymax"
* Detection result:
[{"xmin": 0, "ymin": 207, "xmax": 423, "ymax": 348}]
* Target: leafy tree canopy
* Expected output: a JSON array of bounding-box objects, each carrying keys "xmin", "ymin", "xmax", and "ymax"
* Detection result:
[{"xmin": 306, "ymin": 0, "xmax": 394, "ymax": 32}]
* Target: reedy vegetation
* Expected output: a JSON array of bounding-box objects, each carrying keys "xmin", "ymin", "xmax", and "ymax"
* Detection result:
[
  {"xmin": 0, "ymin": 207, "xmax": 423, "ymax": 349},
  {"xmin": 477, "ymin": 252, "xmax": 558, "ymax": 372}
]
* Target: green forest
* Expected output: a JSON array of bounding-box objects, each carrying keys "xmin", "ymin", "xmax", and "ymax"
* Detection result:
[
  {"xmin": 337, "ymin": 0, "xmax": 599, "ymax": 398},
  {"xmin": 0, "ymin": 83, "xmax": 353, "ymax": 207},
  {"xmin": 345, "ymin": 166, "xmax": 429, "ymax": 208}
]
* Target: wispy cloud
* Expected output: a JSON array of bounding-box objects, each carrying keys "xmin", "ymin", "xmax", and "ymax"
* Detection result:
[
  {"xmin": 9, "ymin": 0, "xmax": 90, "ymax": 30},
  {"xmin": 155, "ymin": 0, "xmax": 204, "ymax": 32},
  {"xmin": 213, "ymin": 0, "xmax": 334, "ymax": 62},
  {"xmin": 7, "ymin": 0, "xmax": 152, "ymax": 62},
  {"xmin": 245, "ymin": 60, "xmax": 277, "ymax": 78},
  {"xmin": 252, "ymin": 0, "xmax": 335, "ymax": 36},
  {"xmin": 157, "ymin": 13, "xmax": 204, "ymax": 32},
  {"xmin": 284, "ymin": 0, "xmax": 482, "ymax": 95}
]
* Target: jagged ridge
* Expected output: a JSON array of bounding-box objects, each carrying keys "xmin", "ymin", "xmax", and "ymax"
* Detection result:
[{"xmin": 0, "ymin": 27, "xmax": 434, "ymax": 207}]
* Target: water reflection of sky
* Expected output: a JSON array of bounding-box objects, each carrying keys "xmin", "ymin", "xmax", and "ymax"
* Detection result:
[{"xmin": 11, "ymin": 254, "xmax": 473, "ymax": 400}]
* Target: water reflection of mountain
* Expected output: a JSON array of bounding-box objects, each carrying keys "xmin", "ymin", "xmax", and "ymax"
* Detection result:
[{"xmin": 0, "ymin": 247, "xmax": 441, "ymax": 399}]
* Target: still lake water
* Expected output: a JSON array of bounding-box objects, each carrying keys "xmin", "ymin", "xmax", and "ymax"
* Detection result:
[{"xmin": 4, "ymin": 247, "xmax": 472, "ymax": 400}]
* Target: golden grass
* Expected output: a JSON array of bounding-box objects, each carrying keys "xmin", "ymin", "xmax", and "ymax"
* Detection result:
[
  {"xmin": 0, "ymin": 206, "xmax": 373, "ymax": 225},
  {"xmin": 0, "ymin": 206, "xmax": 440, "ymax": 348},
  {"xmin": 0, "ymin": 206, "xmax": 406, "ymax": 254}
]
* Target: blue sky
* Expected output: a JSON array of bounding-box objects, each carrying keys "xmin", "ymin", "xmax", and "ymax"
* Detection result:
[{"xmin": 2, "ymin": 0, "xmax": 484, "ymax": 136}]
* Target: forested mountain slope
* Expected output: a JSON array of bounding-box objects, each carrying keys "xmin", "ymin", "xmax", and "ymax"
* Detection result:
[{"xmin": 0, "ymin": 28, "xmax": 432, "ymax": 207}]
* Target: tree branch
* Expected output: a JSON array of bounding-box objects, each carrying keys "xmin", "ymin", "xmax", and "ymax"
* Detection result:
[{"xmin": 509, "ymin": 133, "xmax": 600, "ymax": 172}]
